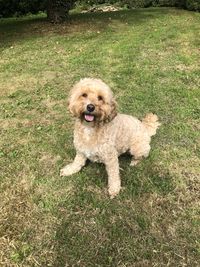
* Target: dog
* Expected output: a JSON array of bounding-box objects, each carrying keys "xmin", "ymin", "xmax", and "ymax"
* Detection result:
[{"xmin": 60, "ymin": 78, "xmax": 160, "ymax": 198}]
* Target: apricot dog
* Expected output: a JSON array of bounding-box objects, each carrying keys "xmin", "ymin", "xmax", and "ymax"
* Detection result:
[{"xmin": 60, "ymin": 78, "xmax": 160, "ymax": 198}]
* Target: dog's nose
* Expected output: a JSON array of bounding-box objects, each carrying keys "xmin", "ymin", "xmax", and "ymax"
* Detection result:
[{"xmin": 87, "ymin": 104, "xmax": 95, "ymax": 113}]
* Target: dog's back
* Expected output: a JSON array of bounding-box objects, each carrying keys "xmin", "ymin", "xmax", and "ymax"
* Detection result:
[{"xmin": 110, "ymin": 113, "xmax": 160, "ymax": 160}]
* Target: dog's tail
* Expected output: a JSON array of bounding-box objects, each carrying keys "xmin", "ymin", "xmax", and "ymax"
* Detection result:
[{"xmin": 142, "ymin": 113, "xmax": 161, "ymax": 137}]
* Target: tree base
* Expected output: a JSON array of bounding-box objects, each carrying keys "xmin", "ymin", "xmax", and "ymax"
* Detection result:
[{"xmin": 47, "ymin": 0, "xmax": 70, "ymax": 23}]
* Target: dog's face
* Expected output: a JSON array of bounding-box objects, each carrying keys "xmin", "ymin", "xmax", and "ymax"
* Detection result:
[{"xmin": 68, "ymin": 78, "xmax": 117, "ymax": 125}]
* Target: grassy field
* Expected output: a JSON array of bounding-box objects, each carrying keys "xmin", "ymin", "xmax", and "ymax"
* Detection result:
[{"xmin": 0, "ymin": 7, "xmax": 200, "ymax": 267}]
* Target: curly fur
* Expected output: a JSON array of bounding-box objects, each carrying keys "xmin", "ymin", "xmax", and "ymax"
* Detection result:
[{"xmin": 60, "ymin": 78, "xmax": 160, "ymax": 198}]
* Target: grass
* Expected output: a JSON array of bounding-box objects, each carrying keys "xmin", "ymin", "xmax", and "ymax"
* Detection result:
[{"xmin": 0, "ymin": 7, "xmax": 200, "ymax": 267}]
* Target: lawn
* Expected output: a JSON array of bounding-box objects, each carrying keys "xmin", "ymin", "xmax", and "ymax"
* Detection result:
[{"xmin": 0, "ymin": 7, "xmax": 200, "ymax": 267}]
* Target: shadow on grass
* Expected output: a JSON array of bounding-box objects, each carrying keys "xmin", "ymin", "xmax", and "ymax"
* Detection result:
[
  {"xmin": 51, "ymin": 153, "xmax": 175, "ymax": 267},
  {"xmin": 0, "ymin": 8, "xmax": 172, "ymax": 49},
  {"xmin": 119, "ymin": 153, "xmax": 175, "ymax": 197}
]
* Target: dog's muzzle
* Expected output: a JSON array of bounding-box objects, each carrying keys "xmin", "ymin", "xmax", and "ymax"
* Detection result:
[{"xmin": 83, "ymin": 104, "xmax": 95, "ymax": 122}]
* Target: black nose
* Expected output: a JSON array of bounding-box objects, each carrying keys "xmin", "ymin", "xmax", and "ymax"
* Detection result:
[{"xmin": 87, "ymin": 104, "xmax": 95, "ymax": 112}]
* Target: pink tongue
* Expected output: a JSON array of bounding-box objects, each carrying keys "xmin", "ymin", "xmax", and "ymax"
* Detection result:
[{"xmin": 84, "ymin": 114, "xmax": 94, "ymax": 122}]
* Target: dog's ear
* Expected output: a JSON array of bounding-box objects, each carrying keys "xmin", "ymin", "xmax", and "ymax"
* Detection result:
[
  {"xmin": 68, "ymin": 82, "xmax": 79, "ymax": 114},
  {"xmin": 67, "ymin": 88, "xmax": 77, "ymax": 116},
  {"xmin": 108, "ymin": 98, "xmax": 117, "ymax": 121},
  {"xmin": 67, "ymin": 92, "xmax": 73, "ymax": 114}
]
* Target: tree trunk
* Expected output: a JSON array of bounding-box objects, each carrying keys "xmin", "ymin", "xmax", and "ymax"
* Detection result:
[{"xmin": 47, "ymin": 0, "xmax": 70, "ymax": 23}]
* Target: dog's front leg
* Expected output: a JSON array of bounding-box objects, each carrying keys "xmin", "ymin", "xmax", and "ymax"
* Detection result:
[
  {"xmin": 60, "ymin": 152, "xmax": 86, "ymax": 177},
  {"xmin": 104, "ymin": 153, "xmax": 121, "ymax": 199}
]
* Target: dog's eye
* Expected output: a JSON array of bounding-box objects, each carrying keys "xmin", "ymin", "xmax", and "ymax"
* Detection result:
[
  {"xmin": 82, "ymin": 93, "xmax": 87, "ymax": 98},
  {"xmin": 98, "ymin": 95, "xmax": 103, "ymax": 101}
]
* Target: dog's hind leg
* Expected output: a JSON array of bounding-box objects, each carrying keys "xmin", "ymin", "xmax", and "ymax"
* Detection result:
[{"xmin": 129, "ymin": 137, "xmax": 151, "ymax": 166}]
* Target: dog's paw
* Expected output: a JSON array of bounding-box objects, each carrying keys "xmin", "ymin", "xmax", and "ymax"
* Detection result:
[
  {"xmin": 60, "ymin": 165, "xmax": 73, "ymax": 176},
  {"xmin": 108, "ymin": 186, "xmax": 121, "ymax": 199},
  {"xmin": 130, "ymin": 159, "xmax": 140, "ymax": 166}
]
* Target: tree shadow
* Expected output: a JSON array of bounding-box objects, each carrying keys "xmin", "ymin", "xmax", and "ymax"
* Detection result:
[{"xmin": 0, "ymin": 8, "xmax": 172, "ymax": 49}]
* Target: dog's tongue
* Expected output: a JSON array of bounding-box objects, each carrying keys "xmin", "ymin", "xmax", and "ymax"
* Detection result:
[{"xmin": 84, "ymin": 114, "xmax": 94, "ymax": 122}]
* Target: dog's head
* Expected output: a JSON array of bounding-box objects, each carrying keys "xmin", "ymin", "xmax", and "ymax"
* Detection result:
[{"xmin": 68, "ymin": 78, "xmax": 117, "ymax": 126}]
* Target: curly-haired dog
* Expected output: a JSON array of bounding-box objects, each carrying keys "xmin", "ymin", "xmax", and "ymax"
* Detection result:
[{"xmin": 60, "ymin": 78, "xmax": 160, "ymax": 198}]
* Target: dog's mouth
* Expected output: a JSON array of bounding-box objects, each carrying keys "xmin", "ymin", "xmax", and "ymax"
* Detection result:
[{"xmin": 83, "ymin": 113, "xmax": 95, "ymax": 122}]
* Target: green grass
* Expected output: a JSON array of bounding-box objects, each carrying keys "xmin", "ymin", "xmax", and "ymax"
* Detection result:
[{"xmin": 0, "ymin": 7, "xmax": 200, "ymax": 267}]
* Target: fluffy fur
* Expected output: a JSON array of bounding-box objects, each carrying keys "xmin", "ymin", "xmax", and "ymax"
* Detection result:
[{"xmin": 60, "ymin": 78, "xmax": 160, "ymax": 198}]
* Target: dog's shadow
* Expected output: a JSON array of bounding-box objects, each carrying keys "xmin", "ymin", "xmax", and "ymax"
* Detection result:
[
  {"xmin": 53, "ymin": 153, "xmax": 175, "ymax": 267},
  {"xmin": 78, "ymin": 152, "xmax": 174, "ymax": 199}
]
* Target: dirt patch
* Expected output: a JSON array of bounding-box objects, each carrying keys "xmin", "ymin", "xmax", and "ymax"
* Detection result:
[
  {"xmin": 0, "ymin": 117, "xmax": 52, "ymax": 130},
  {"xmin": 0, "ymin": 71, "xmax": 61, "ymax": 97},
  {"xmin": 82, "ymin": 5, "xmax": 122, "ymax": 13},
  {"xmin": 0, "ymin": 75, "xmax": 39, "ymax": 97},
  {"xmin": 39, "ymin": 153, "xmax": 61, "ymax": 165}
]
